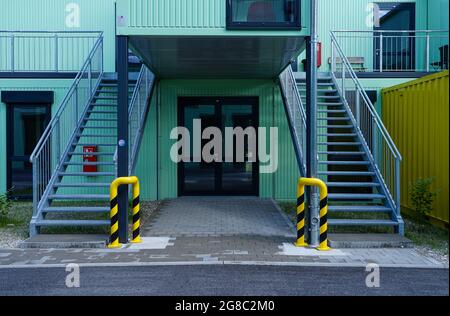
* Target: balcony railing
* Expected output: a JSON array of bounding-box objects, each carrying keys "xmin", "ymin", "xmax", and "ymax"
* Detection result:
[
  {"xmin": 0, "ymin": 31, "xmax": 102, "ymax": 72},
  {"xmin": 331, "ymin": 30, "xmax": 449, "ymax": 73}
]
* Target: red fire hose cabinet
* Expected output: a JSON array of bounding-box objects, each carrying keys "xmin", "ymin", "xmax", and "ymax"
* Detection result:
[{"xmin": 83, "ymin": 146, "xmax": 98, "ymax": 173}]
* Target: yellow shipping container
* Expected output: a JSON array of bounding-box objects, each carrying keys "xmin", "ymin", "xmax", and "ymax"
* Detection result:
[{"xmin": 382, "ymin": 71, "xmax": 449, "ymax": 225}]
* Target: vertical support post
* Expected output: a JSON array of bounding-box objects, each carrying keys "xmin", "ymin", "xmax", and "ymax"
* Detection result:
[
  {"xmin": 355, "ymin": 86, "xmax": 360, "ymax": 128},
  {"xmin": 426, "ymin": 32, "xmax": 430, "ymax": 72},
  {"xmin": 372, "ymin": 117, "xmax": 378, "ymax": 163},
  {"xmin": 10, "ymin": 34, "xmax": 14, "ymax": 72},
  {"xmin": 306, "ymin": 0, "xmax": 319, "ymax": 248},
  {"xmin": 379, "ymin": 34, "xmax": 383, "ymax": 73},
  {"xmin": 88, "ymin": 61, "xmax": 92, "ymax": 94},
  {"xmin": 331, "ymin": 38, "xmax": 336, "ymax": 73},
  {"xmin": 55, "ymin": 119, "xmax": 61, "ymax": 163},
  {"xmin": 54, "ymin": 34, "xmax": 59, "ymax": 72},
  {"xmin": 117, "ymin": 36, "xmax": 129, "ymax": 244}
]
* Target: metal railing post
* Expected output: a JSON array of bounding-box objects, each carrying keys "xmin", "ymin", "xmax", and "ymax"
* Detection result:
[
  {"xmin": 395, "ymin": 158, "xmax": 401, "ymax": 216},
  {"xmin": 426, "ymin": 32, "xmax": 430, "ymax": 72},
  {"xmin": 331, "ymin": 38, "xmax": 336, "ymax": 73},
  {"xmin": 54, "ymin": 34, "xmax": 59, "ymax": 72},
  {"xmin": 355, "ymin": 87, "xmax": 360, "ymax": 127},
  {"xmin": 88, "ymin": 61, "xmax": 92, "ymax": 93},
  {"xmin": 379, "ymin": 34, "xmax": 383, "ymax": 72},
  {"xmin": 10, "ymin": 34, "xmax": 14, "ymax": 72},
  {"xmin": 32, "ymin": 159, "xmax": 38, "ymax": 216},
  {"xmin": 56, "ymin": 119, "xmax": 61, "ymax": 163}
]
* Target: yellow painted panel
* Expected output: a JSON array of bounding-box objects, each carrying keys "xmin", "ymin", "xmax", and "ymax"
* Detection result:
[{"xmin": 382, "ymin": 71, "xmax": 449, "ymax": 224}]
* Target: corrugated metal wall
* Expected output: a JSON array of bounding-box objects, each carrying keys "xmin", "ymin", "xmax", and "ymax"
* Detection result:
[
  {"xmin": 134, "ymin": 79, "xmax": 300, "ymax": 201},
  {"xmin": 116, "ymin": 0, "xmax": 310, "ymax": 36},
  {"xmin": 0, "ymin": 0, "xmax": 117, "ymax": 72},
  {"xmin": 382, "ymin": 71, "xmax": 449, "ymax": 224}
]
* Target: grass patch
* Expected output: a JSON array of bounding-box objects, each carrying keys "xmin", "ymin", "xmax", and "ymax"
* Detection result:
[
  {"xmin": 277, "ymin": 201, "xmax": 449, "ymax": 255},
  {"xmin": 0, "ymin": 202, "xmax": 33, "ymax": 239}
]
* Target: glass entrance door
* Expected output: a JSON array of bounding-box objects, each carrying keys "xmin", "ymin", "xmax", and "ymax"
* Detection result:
[
  {"xmin": 178, "ymin": 97, "xmax": 259, "ymax": 196},
  {"xmin": 7, "ymin": 104, "xmax": 51, "ymax": 199}
]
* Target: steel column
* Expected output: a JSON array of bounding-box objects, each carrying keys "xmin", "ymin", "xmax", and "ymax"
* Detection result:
[
  {"xmin": 306, "ymin": 0, "xmax": 319, "ymax": 247},
  {"xmin": 117, "ymin": 36, "xmax": 129, "ymax": 243}
]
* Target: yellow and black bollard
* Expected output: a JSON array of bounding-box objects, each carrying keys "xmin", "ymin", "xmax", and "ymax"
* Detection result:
[
  {"xmin": 296, "ymin": 178, "xmax": 331, "ymax": 251},
  {"xmin": 131, "ymin": 179, "xmax": 141, "ymax": 243},
  {"xmin": 108, "ymin": 176, "xmax": 142, "ymax": 248},
  {"xmin": 295, "ymin": 180, "xmax": 308, "ymax": 247}
]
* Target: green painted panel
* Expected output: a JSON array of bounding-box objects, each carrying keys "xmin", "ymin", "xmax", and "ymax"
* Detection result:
[
  {"xmin": 117, "ymin": 0, "xmax": 310, "ymax": 37},
  {"xmin": 134, "ymin": 79, "xmax": 299, "ymax": 201},
  {"xmin": 0, "ymin": 79, "xmax": 73, "ymax": 194},
  {"xmin": 0, "ymin": 0, "xmax": 117, "ymax": 72}
]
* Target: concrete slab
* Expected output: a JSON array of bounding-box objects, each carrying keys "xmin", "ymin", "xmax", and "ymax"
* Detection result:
[
  {"xmin": 328, "ymin": 234, "xmax": 414, "ymax": 249},
  {"xmin": 20, "ymin": 235, "xmax": 109, "ymax": 249}
]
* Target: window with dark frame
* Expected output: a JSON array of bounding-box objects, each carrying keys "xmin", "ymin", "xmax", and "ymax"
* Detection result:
[{"xmin": 226, "ymin": 0, "xmax": 301, "ymax": 29}]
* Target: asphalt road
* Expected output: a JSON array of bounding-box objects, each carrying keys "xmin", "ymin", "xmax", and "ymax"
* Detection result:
[{"xmin": 0, "ymin": 265, "xmax": 448, "ymax": 296}]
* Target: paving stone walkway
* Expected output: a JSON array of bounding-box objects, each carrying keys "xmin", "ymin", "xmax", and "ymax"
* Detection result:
[
  {"xmin": 0, "ymin": 198, "xmax": 447, "ymax": 269},
  {"xmin": 142, "ymin": 197, "xmax": 296, "ymax": 238}
]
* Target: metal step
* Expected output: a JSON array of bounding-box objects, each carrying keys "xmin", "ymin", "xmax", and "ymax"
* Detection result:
[
  {"xmin": 36, "ymin": 220, "xmax": 110, "ymax": 227},
  {"xmin": 319, "ymin": 151, "xmax": 365, "ymax": 155},
  {"xmin": 319, "ymin": 171, "xmax": 375, "ymax": 176},
  {"xmin": 76, "ymin": 134, "xmax": 116, "ymax": 138},
  {"xmin": 298, "ymin": 89, "xmax": 338, "ymax": 93},
  {"xmin": 319, "ymin": 133, "xmax": 357, "ymax": 137},
  {"xmin": 326, "ymin": 182, "xmax": 381, "ymax": 187},
  {"xmin": 319, "ymin": 161, "xmax": 370, "ymax": 165},
  {"xmin": 318, "ymin": 117, "xmax": 351, "ymax": 121},
  {"xmin": 63, "ymin": 162, "xmax": 115, "ymax": 166},
  {"xmin": 74, "ymin": 143, "xmax": 117, "ymax": 147},
  {"xmin": 318, "ymin": 125, "xmax": 354, "ymax": 129},
  {"xmin": 42, "ymin": 207, "xmax": 110, "ymax": 213},
  {"xmin": 318, "ymin": 102, "xmax": 343, "ymax": 106},
  {"xmin": 90, "ymin": 103, "xmax": 118, "ymax": 107},
  {"xmin": 328, "ymin": 205, "xmax": 391, "ymax": 213},
  {"xmin": 328, "ymin": 193, "xmax": 385, "ymax": 200},
  {"xmin": 68, "ymin": 152, "xmax": 114, "ymax": 156},
  {"xmin": 93, "ymin": 96, "xmax": 117, "ymax": 100},
  {"xmin": 83, "ymin": 118, "xmax": 117, "ymax": 122},
  {"xmin": 318, "ymin": 142, "xmax": 361, "ymax": 146},
  {"xmin": 54, "ymin": 183, "xmax": 111, "ymax": 188},
  {"xmin": 48, "ymin": 194, "xmax": 110, "ymax": 201},
  {"xmin": 328, "ymin": 219, "xmax": 397, "ymax": 226},
  {"xmin": 318, "ymin": 110, "xmax": 347, "ymax": 114},
  {"xmin": 87, "ymin": 110, "xmax": 117, "ymax": 114},
  {"xmin": 80, "ymin": 125, "xmax": 118, "ymax": 129},
  {"xmin": 58, "ymin": 172, "xmax": 115, "ymax": 177}
]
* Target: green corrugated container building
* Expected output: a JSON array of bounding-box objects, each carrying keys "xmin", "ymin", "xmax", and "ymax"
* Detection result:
[{"xmin": 0, "ymin": 0, "xmax": 448, "ymax": 236}]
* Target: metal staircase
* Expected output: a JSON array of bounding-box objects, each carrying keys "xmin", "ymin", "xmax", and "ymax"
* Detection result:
[
  {"xmin": 29, "ymin": 35, "xmax": 155, "ymax": 236},
  {"xmin": 279, "ymin": 35, "xmax": 404, "ymax": 235}
]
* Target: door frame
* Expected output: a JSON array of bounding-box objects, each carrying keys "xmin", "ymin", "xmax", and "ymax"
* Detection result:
[
  {"xmin": 374, "ymin": 2, "xmax": 416, "ymax": 71},
  {"xmin": 177, "ymin": 96, "xmax": 259, "ymax": 196},
  {"xmin": 6, "ymin": 103, "xmax": 52, "ymax": 200}
]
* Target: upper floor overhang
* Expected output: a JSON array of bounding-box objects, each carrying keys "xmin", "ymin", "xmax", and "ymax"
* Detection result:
[
  {"xmin": 117, "ymin": 0, "xmax": 310, "ymax": 78},
  {"xmin": 129, "ymin": 35, "xmax": 306, "ymax": 79}
]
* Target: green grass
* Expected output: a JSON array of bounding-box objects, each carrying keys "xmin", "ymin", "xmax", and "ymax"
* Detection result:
[
  {"xmin": 278, "ymin": 201, "xmax": 449, "ymax": 255},
  {"xmin": 0, "ymin": 201, "xmax": 155, "ymax": 238}
]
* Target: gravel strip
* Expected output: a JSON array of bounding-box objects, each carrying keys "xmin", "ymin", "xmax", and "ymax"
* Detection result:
[
  {"xmin": 0, "ymin": 229, "xmax": 24, "ymax": 249},
  {"xmin": 414, "ymin": 246, "xmax": 449, "ymax": 266}
]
